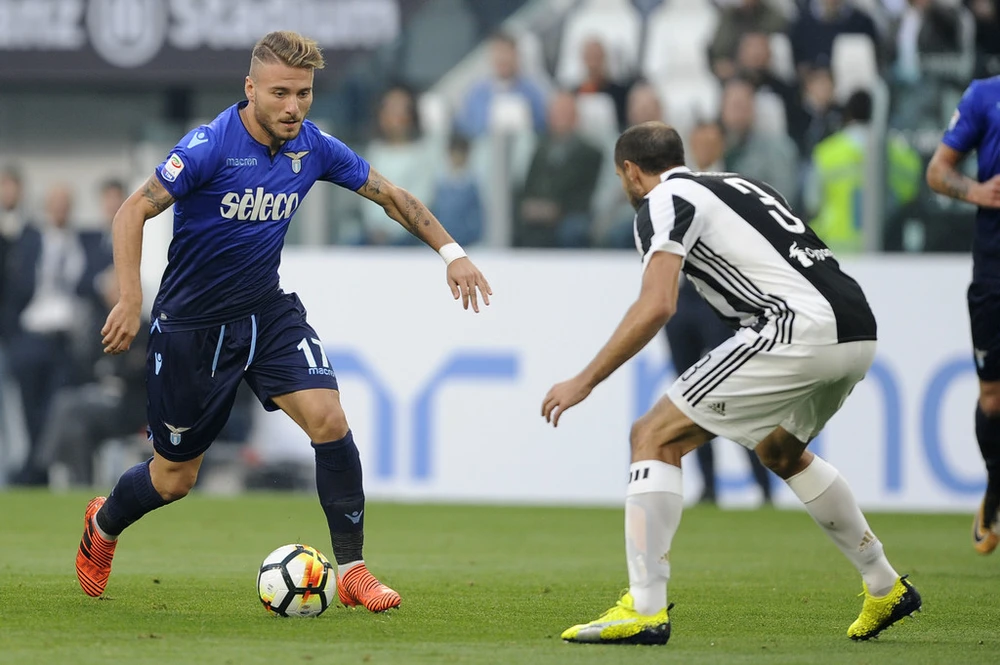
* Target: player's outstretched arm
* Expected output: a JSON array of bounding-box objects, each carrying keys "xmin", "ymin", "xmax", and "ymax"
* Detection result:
[
  {"xmin": 541, "ymin": 252, "xmax": 682, "ymax": 427},
  {"xmin": 927, "ymin": 144, "xmax": 1000, "ymax": 208},
  {"xmin": 356, "ymin": 167, "xmax": 492, "ymax": 312},
  {"xmin": 101, "ymin": 174, "xmax": 175, "ymax": 355}
]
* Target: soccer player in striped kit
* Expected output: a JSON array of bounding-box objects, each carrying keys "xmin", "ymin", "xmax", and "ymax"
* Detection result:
[{"xmin": 543, "ymin": 122, "xmax": 920, "ymax": 645}]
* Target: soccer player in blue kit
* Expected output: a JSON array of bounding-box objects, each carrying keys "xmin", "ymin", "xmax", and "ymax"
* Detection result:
[
  {"xmin": 928, "ymin": 76, "xmax": 1000, "ymax": 555},
  {"xmin": 75, "ymin": 31, "xmax": 491, "ymax": 610}
]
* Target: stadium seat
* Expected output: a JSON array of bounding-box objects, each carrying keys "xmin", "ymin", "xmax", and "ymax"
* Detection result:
[
  {"xmin": 555, "ymin": 0, "xmax": 642, "ymax": 87},
  {"xmin": 753, "ymin": 90, "xmax": 788, "ymax": 136},
  {"xmin": 575, "ymin": 92, "xmax": 619, "ymax": 145},
  {"xmin": 659, "ymin": 77, "xmax": 722, "ymax": 140},
  {"xmin": 769, "ymin": 33, "xmax": 795, "ymax": 83},
  {"xmin": 642, "ymin": 0, "xmax": 719, "ymax": 83},
  {"xmin": 831, "ymin": 34, "xmax": 879, "ymax": 102},
  {"xmin": 418, "ymin": 92, "xmax": 452, "ymax": 137}
]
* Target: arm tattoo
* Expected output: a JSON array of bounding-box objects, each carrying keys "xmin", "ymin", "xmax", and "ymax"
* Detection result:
[
  {"xmin": 141, "ymin": 177, "xmax": 174, "ymax": 215},
  {"xmin": 365, "ymin": 174, "xmax": 383, "ymax": 197},
  {"xmin": 942, "ymin": 170, "xmax": 971, "ymax": 201},
  {"xmin": 401, "ymin": 191, "xmax": 425, "ymax": 234}
]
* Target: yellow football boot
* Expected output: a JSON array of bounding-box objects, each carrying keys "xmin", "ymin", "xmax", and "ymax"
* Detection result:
[
  {"xmin": 561, "ymin": 592, "xmax": 671, "ymax": 645},
  {"xmin": 847, "ymin": 576, "xmax": 921, "ymax": 641}
]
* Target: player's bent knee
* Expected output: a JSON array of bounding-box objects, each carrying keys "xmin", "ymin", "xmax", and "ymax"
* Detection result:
[
  {"xmin": 303, "ymin": 409, "xmax": 349, "ymax": 442},
  {"xmin": 755, "ymin": 431, "xmax": 809, "ymax": 479},
  {"xmin": 629, "ymin": 417, "xmax": 658, "ymax": 455},
  {"xmin": 150, "ymin": 459, "xmax": 200, "ymax": 501},
  {"xmin": 152, "ymin": 475, "xmax": 197, "ymax": 502}
]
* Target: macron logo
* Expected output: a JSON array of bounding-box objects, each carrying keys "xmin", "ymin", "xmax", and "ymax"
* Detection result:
[
  {"xmin": 186, "ymin": 131, "xmax": 208, "ymax": 149},
  {"xmin": 345, "ymin": 510, "xmax": 364, "ymax": 525},
  {"xmin": 155, "ymin": 353, "xmax": 163, "ymax": 375}
]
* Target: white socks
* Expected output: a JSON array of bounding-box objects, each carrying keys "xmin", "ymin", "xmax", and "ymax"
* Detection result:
[
  {"xmin": 625, "ymin": 461, "xmax": 684, "ymax": 615},
  {"xmin": 338, "ymin": 560, "xmax": 363, "ymax": 577},
  {"xmin": 786, "ymin": 455, "xmax": 898, "ymax": 597}
]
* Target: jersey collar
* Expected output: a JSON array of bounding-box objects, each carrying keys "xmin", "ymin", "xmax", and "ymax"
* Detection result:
[{"xmin": 659, "ymin": 166, "xmax": 691, "ymax": 182}]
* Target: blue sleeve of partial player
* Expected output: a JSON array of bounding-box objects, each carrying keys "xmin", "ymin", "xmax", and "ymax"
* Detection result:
[
  {"xmin": 318, "ymin": 131, "xmax": 371, "ymax": 190},
  {"xmin": 154, "ymin": 126, "xmax": 220, "ymax": 200},
  {"xmin": 942, "ymin": 82, "xmax": 984, "ymax": 154}
]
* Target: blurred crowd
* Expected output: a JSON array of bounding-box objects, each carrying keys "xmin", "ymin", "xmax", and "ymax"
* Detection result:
[
  {"xmin": 1, "ymin": 0, "xmax": 994, "ymax": 488},
  {"xmin": 337, "ymin": 0, "xmax": 991, "ymax": 252}
]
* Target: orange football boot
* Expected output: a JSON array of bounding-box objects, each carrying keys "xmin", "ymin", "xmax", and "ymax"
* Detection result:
[
  {"xmin": 337, "ymin": 563, "xmax": 400, "ymax": 612},
  {"xmin": 76, "ymin": 497, "xmax": 117, "ymax": 597}
]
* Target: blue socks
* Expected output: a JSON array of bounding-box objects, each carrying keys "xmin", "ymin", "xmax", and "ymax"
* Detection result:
[
  {"xmin": 95, "ymin": 458, "xmax": 171, "ymax": 537},
  {"xmin": 313, "ymin": 431, "xmax": 365, "ymax": 565}
]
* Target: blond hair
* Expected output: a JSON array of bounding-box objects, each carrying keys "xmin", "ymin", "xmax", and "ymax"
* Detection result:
[{"xmin": 250, "ymin": 31, "xmax": 325, "ymax": 77}]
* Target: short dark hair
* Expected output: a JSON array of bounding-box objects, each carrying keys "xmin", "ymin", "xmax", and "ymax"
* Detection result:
[
  {"xmin": 614, "ymin": 121, "xmax": 685, "ymax": 174},
  {"xmin": 844, "ymin": 90, "xmax": 873, "ymax": 124},
  {"xmin": 100, "ymin": 178, "xmax": 126, "ymax": 195},
  {"xmin": 449, "ymin": 134, "xmax": 471, "ymax": 154},
  {"xmin": 490, "ymin": 31, "xmax": 517, "ymax": 48}
]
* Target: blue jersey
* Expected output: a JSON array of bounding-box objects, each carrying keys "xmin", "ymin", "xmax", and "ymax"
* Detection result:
[
  {"xmin": 152, "ymin": 101, "xmax": 370, "ymax": 330},
  {"xmin": 942, "ymin": 76, "xmax": 1000, "ymax": 282}
]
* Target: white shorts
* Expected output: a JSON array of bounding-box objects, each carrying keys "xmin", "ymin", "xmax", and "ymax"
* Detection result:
[{"xmin": 667, "ymin": 327, "xmax": 876, "ymax": 449}]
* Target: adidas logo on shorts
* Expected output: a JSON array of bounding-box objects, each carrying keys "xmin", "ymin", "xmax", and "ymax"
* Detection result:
[{"xmin": 707, "ymin": 402, "xmax": 727, "ymax": 416}]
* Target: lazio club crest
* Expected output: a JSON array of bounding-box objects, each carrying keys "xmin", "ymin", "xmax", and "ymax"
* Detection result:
[
  {"xmin": 164, "ymin": 423, "xmax": 192, "ymax": 446},
  {"xmin": 283, "ymin": 150, "xmax": 310, "ymax": 174}
]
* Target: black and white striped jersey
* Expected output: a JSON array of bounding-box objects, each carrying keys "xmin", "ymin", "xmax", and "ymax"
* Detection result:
[{"xmin": 634, "ymin": 166, "xmax": 876, "ymax": 346}]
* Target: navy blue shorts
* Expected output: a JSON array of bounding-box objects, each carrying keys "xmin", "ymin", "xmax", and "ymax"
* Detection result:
[
  {"xmin": 147, "ymin": 292, "xmax": 338, "ymax": 462},
  {"xmin": 968, "ymin": 281, "xmax": 1000, "ymax": 381}
]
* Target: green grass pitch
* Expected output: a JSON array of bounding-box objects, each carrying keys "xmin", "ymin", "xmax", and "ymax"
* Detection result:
[{"xmin": 0, "ymin": 490, "xmax": 998, "ymax": 664}]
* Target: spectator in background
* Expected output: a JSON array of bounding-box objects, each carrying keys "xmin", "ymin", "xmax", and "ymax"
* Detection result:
[
  {"xmin": 790, "ymin": 0, "xmax": 880, "ymax": 75},
  {"xmin": 893, "ymin": 0, "xmax": 968, "ymax": 82},
  {"xmin": 362, "ymin": 85, "xmax": 439, "ymax": 245},
  {"xmin": 709, "ymin": 0, "xmax": 788, "ymax": 80},
  {"xmin": 431, "ymin": 135, "xmax": 484, "ymax": 246},
  {"xmin": 733, "ymin": 31, "xmax": 800, "ymax": 126},
  {"xmin": 968, "ymin": 0, "xmax": 1000, "ymax": 76},
  {"xmin": 19, "ymin": 281, "xmax": 149, "ymax": 488},
  {"xmin": 576, "ymin": 38, "xmax": 632, "ymax": 130},
  {"xmin": 456, "ymin": 32, "xmax": 548, "ymax": 137},
  {"xmin": 75, "ymin": 179, "xmax": 125, "ymax": 383},
  {"xmin": 7, "ymin": 183, "xmax": 86, "ymax": 485},
  {"xmin": 720, "ymin": 77, "xmax": 799, "ymax": 201},
  {"xmin": 625, "ymin": 81, "xmax": 666, "ymax": 127},
  {"xmin": 515, "ymin": 91, "xmax": 603, "ymax": 248},
  {"xmin": 687, "ymin": 120, "xmax": 727, "ymax": 172},
  {"xmin": 806, "ymin": 90, "xmax": 921, "ymax": 253},
  {"xmin": 632, "ymin": 0, "xmax": 666, "ymax": 19},
  {"xmin": 787, "ymin": 66, "xmax": 843, "ymax": 158},
  {"xmin": 0, "ymin": 167, "xmax": 30, "ymax": 343}
]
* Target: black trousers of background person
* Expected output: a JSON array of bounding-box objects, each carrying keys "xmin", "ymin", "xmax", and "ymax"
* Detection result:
[
  {"xmin": 664, "ymin": 280, "xmax": 773, "ymax": 504},
  {"xmin": 8, "ymin": 331, "xmax": 72, "ymax": 450}
]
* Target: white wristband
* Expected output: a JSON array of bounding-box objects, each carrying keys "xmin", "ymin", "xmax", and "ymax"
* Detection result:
[{"xmin": 438, "ymin": 242, "xmax": 467, "ymax": 266}]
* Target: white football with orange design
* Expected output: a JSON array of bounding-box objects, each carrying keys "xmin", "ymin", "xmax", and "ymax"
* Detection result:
[{"xmin": 257, "ymin": 544, "xmax": 335, "ymax": 617}]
